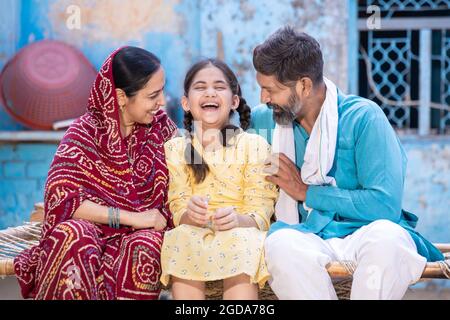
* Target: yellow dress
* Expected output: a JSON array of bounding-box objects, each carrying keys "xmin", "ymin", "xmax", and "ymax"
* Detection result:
[{"xmin": 160, "ymin": 131, "xmax": 278, "ymax": 288}]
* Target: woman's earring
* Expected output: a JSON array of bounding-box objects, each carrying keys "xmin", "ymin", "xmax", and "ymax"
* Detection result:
[{"xmin": 120, "ymin": 105, "xmax": 125, "ymax": 113}]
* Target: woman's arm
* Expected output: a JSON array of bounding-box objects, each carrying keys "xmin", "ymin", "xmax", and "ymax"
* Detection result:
[{"xmin": 72, "ymin": 200, "xmax": 166, "ymax": 230}]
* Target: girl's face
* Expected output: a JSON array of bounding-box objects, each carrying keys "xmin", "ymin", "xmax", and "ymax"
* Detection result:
[{"xmin": 182, "ymin": 66, "xmax": 239, "ymax": 130}]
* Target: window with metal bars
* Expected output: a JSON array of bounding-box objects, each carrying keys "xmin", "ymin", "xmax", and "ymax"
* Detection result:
[{"xmin": 357, "ymin": 0, "xmax": 450, "ymax": 135}]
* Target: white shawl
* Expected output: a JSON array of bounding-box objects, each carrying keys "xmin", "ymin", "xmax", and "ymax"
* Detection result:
[{"xmin": 272, "ymin": 77, "xmax": 338, "ymax": 224}]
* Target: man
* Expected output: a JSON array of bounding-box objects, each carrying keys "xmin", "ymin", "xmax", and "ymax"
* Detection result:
[{"xmin": 250, "ymin": 26, "xmax": 443, "ymax": 300}]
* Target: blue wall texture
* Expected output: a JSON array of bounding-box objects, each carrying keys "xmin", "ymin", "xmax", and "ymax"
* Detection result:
[{"xmin": 0, "ymin": 143, "xmax": 57, "ymax": 228}]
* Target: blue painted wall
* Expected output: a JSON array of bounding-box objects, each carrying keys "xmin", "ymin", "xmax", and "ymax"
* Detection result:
[
  {"xmin": 0, "ymin": 143, "xmax": 56, "ymax": 228},
  {"xmin": 402, "ymin": 138, "xmax": 450, "ymax": 243}
]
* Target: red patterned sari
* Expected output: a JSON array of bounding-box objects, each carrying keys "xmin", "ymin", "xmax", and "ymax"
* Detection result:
[{"xmin": 13, "ymin": 48, "xmax": 177, "ymax": 300}]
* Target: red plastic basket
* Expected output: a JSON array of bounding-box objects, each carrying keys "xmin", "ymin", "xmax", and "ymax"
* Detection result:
[{"xmin": 0, "ymin": 40, "xmax": 96, "ymax": 130}]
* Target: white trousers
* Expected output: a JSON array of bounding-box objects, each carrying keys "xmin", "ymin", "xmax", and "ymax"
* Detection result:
[{"xmin": 264, "ymin": 220, "xmax": 427, "ymax": 300}]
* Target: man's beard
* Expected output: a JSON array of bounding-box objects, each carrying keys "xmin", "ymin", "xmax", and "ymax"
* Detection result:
[{"xmin": 267, "ymin": 91, "xmax": 302, "ymax": 125}]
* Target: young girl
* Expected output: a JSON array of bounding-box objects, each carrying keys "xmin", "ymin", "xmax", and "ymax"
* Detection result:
[{"xmin": 160, "ymin": 59, "xmax": 278, "ymax": 299}]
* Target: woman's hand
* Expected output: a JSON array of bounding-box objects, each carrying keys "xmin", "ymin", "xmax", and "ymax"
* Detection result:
[
  {"xmin": 150, "ymin": 209, "xmax": 167, "ymax": 231},
  {"xmin": 184, "ymin": 195, "xmax": 209, "ymax": 227},
  {"xmin": 128, "ymin": 209, "xmax": 167, "ymax": 231}
]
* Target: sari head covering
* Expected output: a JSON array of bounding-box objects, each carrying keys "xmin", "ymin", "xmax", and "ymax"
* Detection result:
[{"xmin": 43, "ymin": 47, "xmax": 177, "ymax": 236}]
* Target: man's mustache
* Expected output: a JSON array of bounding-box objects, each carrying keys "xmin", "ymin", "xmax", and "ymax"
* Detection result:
[
  {"xmin": 267, "ymin": 103, "xmax": 287, "ymax": 112},
  {"xmin": 267, "ymin": 103, "xmax": 297, "ymax": 117}
]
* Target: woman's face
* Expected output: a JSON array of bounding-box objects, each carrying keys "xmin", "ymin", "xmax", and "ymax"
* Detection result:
[
  {"xmin": 121, "ymin": 67, "xmax": 166, "ymax": 125},
  {"xmin": 182, "ymin": 66, "xmax": 239, "ymax": 131}
]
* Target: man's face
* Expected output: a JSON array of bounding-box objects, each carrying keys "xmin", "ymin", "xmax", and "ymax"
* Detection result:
[{"xmin": 256, "ymin": 72, "xmax": 303, "ymax": 125}]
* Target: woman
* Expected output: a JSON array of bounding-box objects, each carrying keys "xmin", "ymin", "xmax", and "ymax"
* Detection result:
[{"xmin": 13, "ymin": 47, "xmax": 177, "ymax": 300}]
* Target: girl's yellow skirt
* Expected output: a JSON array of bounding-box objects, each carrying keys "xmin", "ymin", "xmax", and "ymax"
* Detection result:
[{"xmin": 160, "ymin": 225, "xmax": 270, "ymax": 288}]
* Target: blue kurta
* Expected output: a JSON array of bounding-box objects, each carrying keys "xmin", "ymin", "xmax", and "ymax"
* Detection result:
[{"xmin": 249, "ymin": 89, "xmax": 443, "ymax": 262}]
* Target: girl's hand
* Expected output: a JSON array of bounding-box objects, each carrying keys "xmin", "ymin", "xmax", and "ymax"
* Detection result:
[
  {"xmin": 185, "ymin": 195, "xmax": 209, "ymax": 227},
  {"xmin": 212, "ymin": 207, "xmax": 240, "ymax": 231},
  {"xmin": 129, "ymin": 209, "xmax": 167, "ymax": 230}
]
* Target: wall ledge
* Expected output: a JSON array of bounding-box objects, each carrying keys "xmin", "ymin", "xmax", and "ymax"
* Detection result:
[{"xmin": 398, "ymin": 135, "xmax": 450, "ymax": 144}]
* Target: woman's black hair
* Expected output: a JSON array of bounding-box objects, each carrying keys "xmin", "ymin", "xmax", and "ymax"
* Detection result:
[
  {"xmin": 112, "ymin": 46, "xmax": 161, "ymax": 97},
  {"xmin": 183, "ymin": 58, "xmax": 251, "ymax": 184}
]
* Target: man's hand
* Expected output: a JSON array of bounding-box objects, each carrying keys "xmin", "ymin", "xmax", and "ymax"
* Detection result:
[{"xmin": 263, "ymin": 153, "xmax": 308, "ymax": 202}]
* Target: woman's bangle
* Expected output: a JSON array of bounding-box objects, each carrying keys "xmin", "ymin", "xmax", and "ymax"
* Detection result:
[
  {"xmin": 108, "ymin": 207, "xmax": 121, "ymax": 229},
  {"xmin": 114, "ymin": 207, "xmax": 120, "ymax": 229},
  {"xmin": 108, "ymin": 207, "xmax": 113, "ymax": 228}
]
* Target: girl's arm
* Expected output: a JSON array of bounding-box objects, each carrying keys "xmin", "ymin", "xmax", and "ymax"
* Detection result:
[
  {"xmin": 240, "ymin": 135, "xmax": 279, "ymax": 231},
  {"xmin": 165, "ymin": 138, "xmax": 193, "ymax": 226}
]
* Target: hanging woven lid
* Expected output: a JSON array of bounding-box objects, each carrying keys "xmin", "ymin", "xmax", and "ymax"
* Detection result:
[{"xmin": 0, "ymin": 40, "xmax": 96, "ymax": 130}]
